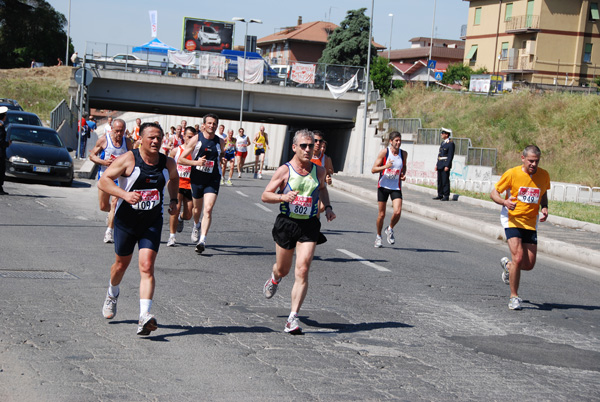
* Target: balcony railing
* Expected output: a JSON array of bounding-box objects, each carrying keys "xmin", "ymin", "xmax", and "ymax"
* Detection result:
[
  {"xmin": 499, "ymin": 49, "xmax": 535, "ymax": 72},
  {"xmin": 505, "ymin": 15, "xmax": 540, "ymax": 32}
]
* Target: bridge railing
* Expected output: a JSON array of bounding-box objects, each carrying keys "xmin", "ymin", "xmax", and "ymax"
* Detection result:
[{"xmin": 82, "ymin": 41, "xmax": 366, "ymax": 94}]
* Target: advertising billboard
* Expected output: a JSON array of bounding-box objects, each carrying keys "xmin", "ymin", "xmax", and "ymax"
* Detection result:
[{"xmin": 182, "ymin": 18, "xmax": 234, "ymax": 53}]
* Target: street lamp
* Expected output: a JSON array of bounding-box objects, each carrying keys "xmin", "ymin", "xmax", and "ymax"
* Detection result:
[
  {"xmin": 232, "ymin": 17, "xmax": 262, "ymax": 131},
  {"xmin": 426, "ymin": 0, "xmax": 437, "ymax": 88},
  {"xmin": 388, "ymin": 13, "xmax": 394, "ymax": 60}
]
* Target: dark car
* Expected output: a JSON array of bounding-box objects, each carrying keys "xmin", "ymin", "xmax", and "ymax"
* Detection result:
[
  {"xmin": 0, "ymin": 98, "xmax": 24, "ymax": 111},
  {"xmin": 5, "ymin": 110, "xmax": 43, "ymax": 128},
  {"xmin": 5, "ymin": 124, "xmax": 74, "ymax": 186}
]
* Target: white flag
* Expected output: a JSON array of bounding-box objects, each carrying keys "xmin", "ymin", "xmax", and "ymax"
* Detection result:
[{"xmin": 149, "ymin": 10, "xmax": 158, "ymax": 38}]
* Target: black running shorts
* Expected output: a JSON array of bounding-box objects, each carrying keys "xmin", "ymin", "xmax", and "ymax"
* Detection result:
[{"xmin": 272, "ymin": 214, "xmax": 321, "ymax": 250}]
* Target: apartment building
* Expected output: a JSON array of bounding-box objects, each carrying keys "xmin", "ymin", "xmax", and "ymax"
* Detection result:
[{"xmin": 463, "ymin": 0, "xmax": 600, "ymax": 85}]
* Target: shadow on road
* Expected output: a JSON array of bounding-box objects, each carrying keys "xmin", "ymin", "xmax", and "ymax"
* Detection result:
[
  {"xmin": 299, "ymin": 317, "xmax": 413, "ymax": 333},
  {"xmin": 527, "ymin": 301, "xmax": 600, "ymax": 311}
]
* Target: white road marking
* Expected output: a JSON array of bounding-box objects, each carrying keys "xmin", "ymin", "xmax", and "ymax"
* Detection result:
[
  {"xmin": 337, "ymin": 249, "xmax": 391, "ymax": 272},
  {"xmin": 236, "ymin": 191, "xmax": 249, "ymax": 198},
  {"xmin": 35, "ymin": 200, "xmax": 48, "ymax": 208},
  {"xmin": 254, "ymin": 203, "xmax": 272, "ymax": 213}
]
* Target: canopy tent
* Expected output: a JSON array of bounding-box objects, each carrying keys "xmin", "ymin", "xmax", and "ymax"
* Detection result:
[{"xmin": 132, "ymin": 38, "xmax": 177, "ymax": 56}]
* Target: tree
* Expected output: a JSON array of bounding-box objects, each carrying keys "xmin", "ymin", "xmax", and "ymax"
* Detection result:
[
  {"xmin": 319, "ymin": 8, "xmax": 375, "ymax": 67},
  {"xmin": 370, "ymin": 56, "xmax": 394, "ymax": 96},
  {"xmin": 441, "ymin": 63, "xmax": 490, "ymax": 88},
  {"xmin": 0, "ymin": 0, "xmax": 72, "ymax": 68}
]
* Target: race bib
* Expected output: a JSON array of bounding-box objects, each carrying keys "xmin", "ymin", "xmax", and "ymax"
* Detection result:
[
  {"xmin": 256, "ymin": 143, "xmax": 264, "ymax": 149},
  {"xmin": 177, "ymin": 165, "xmax": 191, "ymax": 178},
  {"xmin": 517, "ymin": 187, "xmax": 541, "ymax": 204},
  {"xmin": 132, "ymin": 189, "xmax": 160, "ymax": 210},
  {"xmin": 291, "ymin": 195, "xmax": 312, "ymax": 216},
  {"xmin": 384, "ymin": 168, "xmax": 400, "ymax": 180},
  {"xmin": 196, "ymin": 160, "xmax": 214, "ymax": 173}
]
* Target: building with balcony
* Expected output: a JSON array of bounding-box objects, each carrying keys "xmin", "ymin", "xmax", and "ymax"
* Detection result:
[{"xmin": 463, "ymin": 0, "xmax": 600, "ymax": 86}]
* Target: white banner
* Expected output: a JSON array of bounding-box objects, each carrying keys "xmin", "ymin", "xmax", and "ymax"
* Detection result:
[
  {"xmin": 149, "ymin": 10, "xmax": 158, "ymax": 38},
  {"xmin": 291, "ymin": 63, "xmax": 316, "ymax": 84},
  {"xmin": 237, "ymin": 57, "xmax": 264, "ymax": 84},
  {"xmin": 200, "ymin": 54, "xmax": 226, "ymax": 77},
  {"xmin": 168, "ymin": 50, "xmax": 196, "ymax": 66},
  {"xmin": 326, "ymin": 73, "xmax": 358, "ymax": 99}
]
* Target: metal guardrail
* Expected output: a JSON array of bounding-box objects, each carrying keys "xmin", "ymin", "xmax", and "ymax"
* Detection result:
[
  {"xmin": 467, "ymin": 147, "xmax": 497, "ymax": 168},
  {"xmin": 50, "ymin": 99, "xmax": 73, "ymax": 131},
  {"xmin": 388, "ymin": 118, "xmax": 422, "ymax": 134}
]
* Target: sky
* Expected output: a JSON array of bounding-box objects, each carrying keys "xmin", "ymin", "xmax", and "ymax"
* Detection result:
[{"xmin": 46, "ymin": 0, "xmax": 469, "ymax": 58}]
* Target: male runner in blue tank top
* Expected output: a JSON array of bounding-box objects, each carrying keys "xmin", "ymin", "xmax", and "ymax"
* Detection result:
[
  {"xmin": 98, "ymin": 122, "xmax": 179, "ymax": 336},
  {"xmin": 261, "ymin": 129, "xmax": 336, "ymax": 334}
]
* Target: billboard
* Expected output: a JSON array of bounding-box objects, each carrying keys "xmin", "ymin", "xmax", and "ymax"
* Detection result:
[{"xmin": 182, "ymin": 18, "xmax": 234, "ymax": 53}]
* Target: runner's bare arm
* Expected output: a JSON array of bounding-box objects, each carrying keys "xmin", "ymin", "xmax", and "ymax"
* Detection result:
[
  {"xmin": 371, "ymin": 149, "xmax": 391, "ymax": 174},
  {"xmin": 400, "ymin": 150, "xmax": 408, "ymax": 180},
  {"xmin": 165, "ymin": 157, "xmax": 179, "ymax": 215},
  {"xmin": 88, "ymin": 135, "xmax": 109, "ymax": 165},
  {"xmin": 262, "ymin": 165, "xmax": 295, "ymax": 203},
  {"xmin": 97, "ymin": 151, "xmax": 141, "ymax": 205},
  {"xmin": 177, "ymin": 136, "xmax": 202, "ymax": 166},
  {"xmin": 317, "ymin": 166, "xmax": 336, "ymax": 222},
  {"xmin": 539, "ymin": 193, "xmax": 549, "ymax": 222}
]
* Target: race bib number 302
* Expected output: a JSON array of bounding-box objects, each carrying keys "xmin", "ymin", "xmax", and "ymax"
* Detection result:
[
  {"xmin": 517, "ymin": 186, "xmax": 541, "ymax": 204},
  {"xmin": 132, "ymin": 189, "xmax": 160, "ymax": 210},
  {"xmin": 291, "ymin": 195, "xmax": 312, "ymax": 216}
]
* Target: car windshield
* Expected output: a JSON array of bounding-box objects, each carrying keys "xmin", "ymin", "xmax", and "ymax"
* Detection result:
[
  {"xmin": 9, "ymin": 127, "xmax": 64, "ymax": 147},
  {"xmin": 7, "ymin": 114, "xmax": 42, "ymax": 126}
]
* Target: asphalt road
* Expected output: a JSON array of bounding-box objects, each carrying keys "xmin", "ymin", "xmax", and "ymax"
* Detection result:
[{"xmin": 0, "ymin": 175, "xmax": 599, "ymax": 401}]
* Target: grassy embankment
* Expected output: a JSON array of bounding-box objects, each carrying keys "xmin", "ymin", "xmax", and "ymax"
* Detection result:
[{"xmin": 387, "ymin": 86, "xmax": 600, "ymax": 224}]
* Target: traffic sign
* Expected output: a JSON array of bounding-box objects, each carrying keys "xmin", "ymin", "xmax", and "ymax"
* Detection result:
[
  {"xmin": 427, "ymin": 59, "xmax": 437, "ymax": 69},
  {"xmin": 434, "ymin": 72, "xmax": 444, "ymax": 81},
  {"xmin": 75, "ymin": 68, "xmax": 93, "ymax": 86}
]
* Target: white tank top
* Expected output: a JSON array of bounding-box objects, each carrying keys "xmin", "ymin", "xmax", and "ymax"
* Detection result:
[
  {"xmin": 377, "ymin": 147, "xmax": 404, "ymax": 190},
  {"xmin": 98, "ymin": 134, "xmax": 128, "ymax": 178}
]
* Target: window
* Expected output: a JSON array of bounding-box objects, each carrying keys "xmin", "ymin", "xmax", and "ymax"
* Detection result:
[
  {"xmin": 501, "ymin": 42, "xmax": 509, "ymax": 59},
  {"xmin": 584, "ymin": 43, "xmax": 593, "ymax": 63},
  {"xmin": 474, "ymin": 7, "xmax": 482, "ymax": 25},
  {"xmin": 466, "ymin": 45, "xmax": 478, "ymax": 61},
  {"xmin": 505, "ymin": 3, "xmax": 513, "ymax": 21},
  {"xmin": 590, "ymin": 3, "xmax": 599, "ymax": 21}
]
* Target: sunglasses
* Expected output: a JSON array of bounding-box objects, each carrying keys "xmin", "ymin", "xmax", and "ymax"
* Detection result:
[
  {"xmin": 314, "ymin": 139, "xmax": 323, "ymax": 143},
  {"xmin": 298, "ymin": 143, "xmax": 315, "ymax": 150}
]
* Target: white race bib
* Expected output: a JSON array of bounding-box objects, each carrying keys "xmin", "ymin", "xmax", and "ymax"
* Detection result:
[
  {"xmin": 291, "ymin": 195, "xmax": 312, "ymax": 216},
  {"xmin": 517, "ymin": 187, "xmax": 540, "ymax": 204},
  {"xmin": 384, "ymin": 168, "xmax": 400, "ymax": 180},
  {"xmin": 177, "ymin": 165, "xmax": 191, "ymax": 178},
  {"xmin": 196, "ymin": 160, "xmax": 214, "ymax": 173},
  {"xmin": 256, "ymin": 143, "xmax": 264, "ymax": 149},
  {"xmin": 132, "ymin": 189, "xmax": 160, "ymax": 210}
]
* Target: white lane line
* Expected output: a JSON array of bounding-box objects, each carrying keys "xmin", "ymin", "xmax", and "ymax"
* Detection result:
[
  {"xmin": 337, "ymin": 249, "xmax": 391, "ymax": 272},
  {"xmin": 236, "ymin": 191, "xmax": 249, "ymax": 198},
  {"xmin": 254, "ymin": 203, "xmax": 272, "ymax": 213},
  {"xmin": 35, "ymin": 200, "xmax": 48, "ymax": 208}
]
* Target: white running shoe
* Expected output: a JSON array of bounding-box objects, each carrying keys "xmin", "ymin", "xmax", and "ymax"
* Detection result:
[
  {"xmin": 284, "ymin": 314, "xmax": 302, "ymax": 334},
  {"xmin": 263, "ymin": 277, "xmax": 279, "ymax": 299},
  {"xmin": 238, "ymin": 172, "xmax": 242, "ymax": 178},
  {"xmin": 191, "ymin": 225, "xmax": 200, "ymax": 243},
  {"xmin": 508, "ymin": 297, "xmax": 522, "ymax": 310},
  {"xmin": 137, "ymin": 312, "xmax": 158, "ymax": 336},
  {"xmin": 103, "ymin": 229, "xmax": 114, "ymax": 244},
  {"xmin": 167, "ymin": 237, "xmax": 176, "ymax": 247},
  {"xmin": 226, "ymin": 179, "xmax": 232, "ymax": 186},
  {"xmin": 384, "ymin": 226, "xmax": 395, "ymax": 245},
  {"xmin": 220, "ymin": 178, "xmax": 225, "ymax": 185},
  {"xmin": 374, "ymin": 236, "xmax": 382, "ymax": 248},
  {"xmin": 501, "ymin": 257, "xmax": 510, "ymax": 285},
  {"xmin": 258, "ymin": 172, "xmax": 263, "ymax": 179},
  {"xmin": 102, "ymin": 291, "xmax": 118, "ymax": 319}
]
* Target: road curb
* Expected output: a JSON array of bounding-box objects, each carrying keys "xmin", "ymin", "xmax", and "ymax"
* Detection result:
[{"xmin": 331, "ymin": 177, "xmax": 600, "ymax": 269}]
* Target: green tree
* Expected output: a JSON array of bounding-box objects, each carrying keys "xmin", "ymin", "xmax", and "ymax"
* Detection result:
[
  {"xmin": 370, "ymin": 56, "xmax": 394, "ymax": 96},
  {"xmin": 319, "ymin": 8, "xmax": 375, "ymax": 67},
  {"xmin": 0, "ymin": 0, "xmax": 72, "ymax": 68},
  {"xmin": 441, "ymin": 63, "xmax": 473, "ymax": 87}
]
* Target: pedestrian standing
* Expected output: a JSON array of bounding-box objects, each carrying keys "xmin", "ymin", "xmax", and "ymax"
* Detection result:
[{"xmin": 433, "ymin": 127, "xmax": 455, "ymax": 201}]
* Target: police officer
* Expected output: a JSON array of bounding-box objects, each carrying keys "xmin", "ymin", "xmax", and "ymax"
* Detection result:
[{"xmin": 433, "ymin": 127, "xmax": 455, "ymax": 201}]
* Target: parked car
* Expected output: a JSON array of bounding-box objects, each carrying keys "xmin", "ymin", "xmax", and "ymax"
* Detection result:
[
  {"xmin": 5, "ymin": 110, "xmax": 43, "ymax": 128},
  {"xmin": 5, "ymin": 124, "xmax": 74, "ymax": 187},
  {"xmin": 0, "ymin": 98, "xmax": 23, "ymax": 111},
  {"xmin": 271, "ymin": 65, "xmax": 291, "ymax": 80},
  {"xmin": 90, "ymin": 53, "xmax": 148, "ymax": 72}
]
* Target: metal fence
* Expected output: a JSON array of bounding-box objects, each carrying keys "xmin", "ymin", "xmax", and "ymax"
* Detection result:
[
  {"xmin": 50, "ymin": 99, "xmax": 73, "ymax": 131},
  {"xmin": 388, "ymin": 118, "xmax": 422, "ymax": 134},
  {"xmin": 467, "ymin": 147, "xmax": 497, "ymax": 167}
]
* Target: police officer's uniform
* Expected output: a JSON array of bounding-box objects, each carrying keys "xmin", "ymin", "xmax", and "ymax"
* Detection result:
[{"xmin": 435, "ymin": 128, "xmax": 455, "ymax": 201}]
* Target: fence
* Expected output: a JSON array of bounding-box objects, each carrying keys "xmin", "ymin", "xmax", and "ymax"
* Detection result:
[
  {"xmin": 50, "ymin": 100, "xmax": 73, "ymax": 131},
  {"xmin": 388, "ymin": 118, "xmax": 422, "ymax": 134},
  {"xmin": 467, "ymin": 147, "xmax": 497, "ymax": 168}
]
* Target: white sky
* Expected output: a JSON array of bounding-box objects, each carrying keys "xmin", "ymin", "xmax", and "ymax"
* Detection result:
[{"xmin": 47, "ymin": 0, "xmax": 469, "ymax": 58}]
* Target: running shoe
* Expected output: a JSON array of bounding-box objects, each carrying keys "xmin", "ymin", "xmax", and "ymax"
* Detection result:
[
  {"xmin": 176, "ymin": 217, "xmax": 184, "ymax": 233},
  {"xmin": 258, "ymin": 172, "xmax": 263, "ymax": 179},
  {"xmin": 508, "ymin": 297, "xmax": 522, "ymax": 310},
  {"xmin": 102, "ymin": 291, "xmax": 118, "ymax": 319},
  {"xmin": 384, "ymin": 226, "xmax": 395, "ymax": 245},
  {"xmin": 500, "ymin": 257, "xmax": 510, "ymax": 285},
  {"xmin": 238, "ymin": 172, "xmax": 242, "ymax": 178},
  {"xmin": 284, "ymin": 314, "xmax": 302, "ymax": 334},
  {"xmin": 253, "ymin": 172, "xmax": 258, "ymax": 179},
  {"xmin": 195, "ymin": 240, "xmax": 205, "ymax": 254},
  {"xmin": 103, "ymin": 229, "xmax": 114, "ymax": 244},
  {"xmin": 137, "ymin": 312, "xmax": 158, "ymax": 336},
  {"xmin": 191, "ymin": 225, "xmax": 200, "ymax": 243},
  {"xmin": 226, "ymin": 179, "xmax": 233, "ymax": 186},
  {"xmin": 374, "ymin": 236, "xmax": 382, "ymax": 248},
  {"xmin": 263, "ymin": 277, "xmax": 279, "ymax": 299},
  {"xmin": 167, "ymin": 237, "xmax": 176, "ymax": 247}
]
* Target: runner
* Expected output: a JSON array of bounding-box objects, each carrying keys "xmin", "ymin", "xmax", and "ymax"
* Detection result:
[
  {"xmin": 166, "ymin": 127, "xmax": 196, "ymax": 246},
  {"xmin": 261, "ymin": 129, "xmax": 336, "ymax": 334},
  {"xmin": 89, "ymin": 118, "xmax": 133, "ymax": 243},
  {"xmin": 128, "ymin": 118, "xmax": 142, "ymax": 149},
  {"xmin": 220, "ymin": 129, "xmax": 236, "ymax": 186},
  {"xmin": 253, "ymin": 125, "xmax": 269, "ymax": 179},
  {"xmin": 490, "ymin": 145, "xmax": 550, "ymax": 310},
  {"xmin": 216, "ymin": 124, "xmax": 227, "ymax": 141},
  {"xmin": 177, "ymin": 113, "xmax": 225, "ymax": 254},
  {"xmin": 235, "ymin": 127, "xmax": 251, "ymax": 178},
  {"xmin": 310, "ymin": 130, "xmax": 334, "ymax": 186},
  {"xmin": 371, "ymin": 131, "xmax": 407, "ymax": 248},
  {"xmin": 99, "ymin": 122, "xmax": 179, "ymax": 336}
]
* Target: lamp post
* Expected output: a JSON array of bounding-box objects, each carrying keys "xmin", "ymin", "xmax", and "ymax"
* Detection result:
[
  {"xmin": 426, "ymin": 0, "xmax": 437, "ymax": 88},
  {"xmin": 360, "ymin": 0, "xmax": 374, "ymax": 175},
  {"xmin": 388, "ymin": 13, "xmax": 393, "ymax": 60},
  {"xmin": 232, "ymin": 17, "xmax": 262, "ymax": 131}
]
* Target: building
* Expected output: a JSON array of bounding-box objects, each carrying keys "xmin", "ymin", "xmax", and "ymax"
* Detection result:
[
  {"xmin": 463, "ymin": 0, "xmax": 600, "ymax": 86},
  {"xmin": 384, "ymin": 37, "xmax": 465, "ymax": 82}
]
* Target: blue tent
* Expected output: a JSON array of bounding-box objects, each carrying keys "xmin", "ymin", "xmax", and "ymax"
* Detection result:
[{"xmin": 132, "ymin": 38, "xmax": 177, "ymax": 56}]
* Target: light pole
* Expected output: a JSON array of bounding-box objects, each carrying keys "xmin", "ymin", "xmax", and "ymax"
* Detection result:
[
  {"xmin": 360, "ymin": 0, "xmax": 374, "ymax": 175},
  {"xmin": 388, "ymin": 13, "xmax": 393, "ymax": 60},
  {"xmin": 232, "ymin": 17, "xmax": 262, "ymax": 131},
  {"xmin": 426, "ymin": 0, "xmax": 437, "ymax": 88}
]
